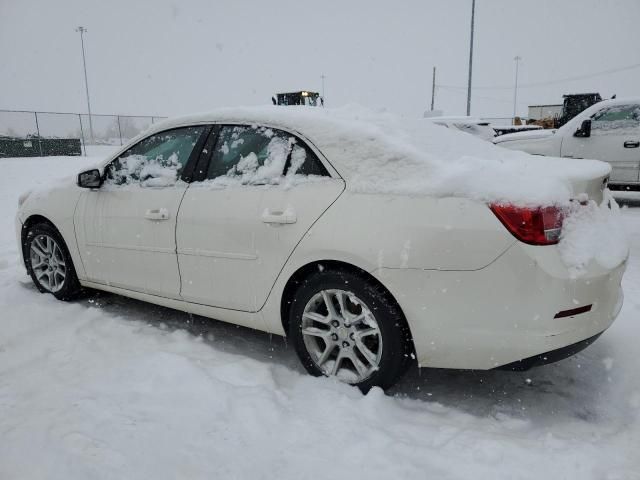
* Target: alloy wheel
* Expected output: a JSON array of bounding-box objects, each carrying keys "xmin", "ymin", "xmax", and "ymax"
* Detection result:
[
  {"xmin": 29, "ymin": 234, "xmax": 67, "ymax": 293},
  {"xmin": 301, "ymin": 289, "xmax": 383, "ymax": 384}
]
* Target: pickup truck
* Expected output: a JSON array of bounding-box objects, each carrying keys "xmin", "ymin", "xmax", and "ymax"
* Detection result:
[{"xmin": 493, "ymin": 98, "xmax": 640, "ymax": 188}]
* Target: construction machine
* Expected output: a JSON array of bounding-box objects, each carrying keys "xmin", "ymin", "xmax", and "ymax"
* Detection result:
[{"xmin": 272, "ymin": 91, "xmax": 323, "ymax": 107}]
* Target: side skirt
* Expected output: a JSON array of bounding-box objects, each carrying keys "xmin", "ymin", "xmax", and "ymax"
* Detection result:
[{"xmin": 80, "ymin": 280, "xmax": 276, "ymax": 334}]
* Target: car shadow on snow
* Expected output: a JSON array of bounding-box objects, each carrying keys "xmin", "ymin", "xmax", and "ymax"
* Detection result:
[{"xmin": 60, "ymin": 286, "xmax": 620, "ymax": 424}]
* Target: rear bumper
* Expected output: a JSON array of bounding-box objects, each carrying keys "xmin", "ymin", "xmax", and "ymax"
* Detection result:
[
  {"xmin": 373, "ymin": 242, "xmax": 626, "ymax": 370},
  {"xmin": 497, "ymin": 331, "xmax": 603, "ymax": 371}
]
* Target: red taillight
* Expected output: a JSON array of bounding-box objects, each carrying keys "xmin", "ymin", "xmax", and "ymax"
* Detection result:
[{"xmin": 490, "ymin": 204, "xmax": 563, "ymax": 246}]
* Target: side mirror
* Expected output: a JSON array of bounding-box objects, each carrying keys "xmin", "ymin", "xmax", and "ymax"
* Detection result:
[
  {"xmin": 574, "ymin": 119, "xmax": 592, "ymax": 138},
  {"xmin": 77, "ymin": 169, "xmax": 102, "ymax": 188}
]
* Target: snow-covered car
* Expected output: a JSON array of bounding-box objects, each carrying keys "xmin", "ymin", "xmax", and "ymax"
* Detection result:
[
  {"xmin": 16, "ymin": 106, "xmax": 628, "ymax": 390},
  {"xmin": 492, "ymin": 124, "xmax": 543, "ymax": 137},
  {"xmin": 424, "ymin": 116, "xmax": 496, "ymax": 141},
  {"xmin": 494, "ymin": 98, "xmax": 640, "ymax": 188}
]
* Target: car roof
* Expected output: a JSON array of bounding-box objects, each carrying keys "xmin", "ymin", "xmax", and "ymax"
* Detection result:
[
  {"xmin": 134, "ymin": 105, "xmax": 610, "ymax": 206},
  {"xmin": 423, "ymin": 116, "xmax": 490, "ymax": 125}
]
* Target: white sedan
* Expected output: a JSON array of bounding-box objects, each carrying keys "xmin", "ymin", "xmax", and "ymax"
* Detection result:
[{"xmin": 16, "ymin": 107, "xmax": 627, "ymax": 390}]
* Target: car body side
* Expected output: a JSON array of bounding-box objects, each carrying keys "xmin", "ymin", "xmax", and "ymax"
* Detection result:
[{"xmin": 16, "ymin": 118, "xmax": 626, "ymax": 371}]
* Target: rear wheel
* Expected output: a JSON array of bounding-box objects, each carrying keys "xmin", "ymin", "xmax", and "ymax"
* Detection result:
[
  {"xmin": 24, "ymin": 222, "xmax": 82, "ymax": 301},
  {"xmin": 289, "ymin": 269, "xmax": 412, "ymax": 391}
]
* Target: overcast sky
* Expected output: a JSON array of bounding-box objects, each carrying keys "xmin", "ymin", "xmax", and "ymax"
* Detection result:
[{"xmin": 1, "ymin": 0, "xmax": 639, "ymax": 120}]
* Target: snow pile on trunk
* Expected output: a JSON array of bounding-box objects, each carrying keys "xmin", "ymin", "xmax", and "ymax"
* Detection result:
[{"xmin": 559, "ymin": 191, "xmax": 629, "ymax": 275}]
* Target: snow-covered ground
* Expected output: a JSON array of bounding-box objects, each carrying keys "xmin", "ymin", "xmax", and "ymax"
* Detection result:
[{"xmin": 1, "ymin": 148, "xmax": 639, "ymax": 479}]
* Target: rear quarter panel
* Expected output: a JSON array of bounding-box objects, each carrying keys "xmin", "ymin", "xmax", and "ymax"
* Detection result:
[{"xmin": 261, "ymin": 192, "xmax": 514, "ymax": 334}]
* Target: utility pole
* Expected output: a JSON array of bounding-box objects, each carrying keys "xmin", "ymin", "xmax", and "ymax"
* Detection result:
[
  {"xmin": 430, "ymin": 66, "xmax": 436, "ymax": 111},
  {"xmin": 513, "ymin": 55, "xmax": 522, "ymax": 122},
  {"xmin": 76, "ymin": 26, "xmax": 94, "ymax": 144},
  {"xmin": 320, "ymin": 74, "xmax": 326, "ymax": 107},
  {"xmin": 466, "ymin": 0, "xmax": 476, "ymax": 116}
]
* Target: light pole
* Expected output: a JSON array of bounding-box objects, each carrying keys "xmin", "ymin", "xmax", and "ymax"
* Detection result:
[
  {"xmin": 320, "ymin": 74, "xmax": 326, "ymax": 106},
  {"xmin": 466, "ymin": 0, "xmax": 476, "ymax": 116},
  {"xmin": 431, "ymin": 66, "xmax": 437, "ymax": 111},
  {"xmin": 76, "ymin": 26, "xmax": 94, "ymax": 144},
  {"xmin": 513, "ymin": 55, "xmax": 522, "ymax": 122}
]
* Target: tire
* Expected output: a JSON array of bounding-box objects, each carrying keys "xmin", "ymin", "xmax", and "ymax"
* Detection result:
[
  {"xmin": 288, "ymin": 268, "xmax": 413, "ymax": 392},
  {"xmin": 24, "ymin": 222, "xmax": 82, "ymax": 301}
]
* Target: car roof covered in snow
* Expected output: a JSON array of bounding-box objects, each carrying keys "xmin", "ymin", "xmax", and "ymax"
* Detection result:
[
  {"xmin": 145, "ymin": 105, "xmax": 611, "ymax": 206},
  {"xmin": 422, "ymin": 116, "xmax": 490, "ymax": 124}
]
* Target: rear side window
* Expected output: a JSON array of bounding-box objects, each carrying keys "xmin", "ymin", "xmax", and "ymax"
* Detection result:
[{"xmin": 205, "ymin": 125, "xmax": 328, "ymax": 184}]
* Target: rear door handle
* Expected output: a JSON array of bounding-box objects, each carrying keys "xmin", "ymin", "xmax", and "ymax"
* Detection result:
[
  {"xmin": 261, "ymin": 208, "xmax": 297, "ymax": 224},
  {"xmin": 624, "ymin": 141, "xmax": 640, "ymax": 148},
  {"xmin": 144, "ymin": 208, "xmax": 170, "ymax": 220}
]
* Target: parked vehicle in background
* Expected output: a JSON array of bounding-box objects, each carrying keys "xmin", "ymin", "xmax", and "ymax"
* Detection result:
[
  {"xmin": 557, "ymin": 93, "xmax": 603, "ymax": 127},
  {"xmin": 423, "ymin": 116, "xmax": 496, "ymax": 141},
  {"xmin": 494, "ymin": 98, "xmax": 640, "ymax": 188},
  {"xmin": 527, "ymin": 93, "xmax": 604, "ymax": 129},
  {"xmin": 16, "ymin": 107, "xmax": 626, "ymax": 391},
  {"xmin": 492, "ymin": 124, "xmax": 543, "ymax": 137}
]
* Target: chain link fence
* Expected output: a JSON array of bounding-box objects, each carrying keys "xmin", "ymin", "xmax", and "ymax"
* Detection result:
[{"xmin": 0, "ymin": 109, "xmax": 167, "ymax": 155}]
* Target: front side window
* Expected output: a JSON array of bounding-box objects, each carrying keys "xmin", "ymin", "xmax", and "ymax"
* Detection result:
[
  {"xmin": 105, "ymin": 126, "xmax": 206, "ymax": 186},
  {"xmin": 205, "ymin": 125, "xmax": 328, "ymax": 184},
  {"xmin": 591, "ymin": 104, "xmax": 640, "ymax": 133}
]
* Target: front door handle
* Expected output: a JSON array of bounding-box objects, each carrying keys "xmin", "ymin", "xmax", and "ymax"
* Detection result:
[
  {"xmin": 261, "ymin": 208, "xmax": 297, "ymax": 224},
  {"xmin": 624, "ymin": 141, "xmax": 640, "ymax": 148},
  {"xmin": 144, "ymin": 208, "xmax": 170, "ymax": 220}
]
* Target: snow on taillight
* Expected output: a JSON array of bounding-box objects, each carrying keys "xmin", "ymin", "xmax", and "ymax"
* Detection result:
[{"xmin": 490, "ymin": 204, "xmax": 564, "ymax": 246}]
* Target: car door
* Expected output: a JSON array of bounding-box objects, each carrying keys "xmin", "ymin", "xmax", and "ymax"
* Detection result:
[
  {"xmin": 561, "ymin": 103, "xmax": 640, "ymax": 184},
  {"xmin": 74, "ymin": 125, "xmax": 208, "ymax": 298},
  {"xmin": 176, "ymin": 124, "xmax": 345, "ymax": 311}
]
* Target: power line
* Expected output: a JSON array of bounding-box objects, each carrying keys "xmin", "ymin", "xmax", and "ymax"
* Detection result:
[{"xmin": 438, "ymin": 61, "xmax": 640, "ymax": 91}]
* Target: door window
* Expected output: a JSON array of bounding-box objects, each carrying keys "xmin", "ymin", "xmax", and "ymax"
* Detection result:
[
  {"xmin": 205, "ymin": 125, "xmax": 329, "ymax": 184},
  {"xmin": 105, "ymin": 126, "xmax": 206, "ymax": 186},
  {"xmin": 591, "ymin": 104, "xmax": 640, "ymax": 133}
]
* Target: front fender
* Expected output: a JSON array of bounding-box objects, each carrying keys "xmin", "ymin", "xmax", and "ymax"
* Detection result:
[{"xmin": 18, "ymin": 180, "xmax": 86, "ymax": 280}]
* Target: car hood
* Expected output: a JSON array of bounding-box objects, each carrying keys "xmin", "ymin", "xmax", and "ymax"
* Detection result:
[{"xmin": 493, "ymin": 129, "xmax": 556, "ymax": 144}]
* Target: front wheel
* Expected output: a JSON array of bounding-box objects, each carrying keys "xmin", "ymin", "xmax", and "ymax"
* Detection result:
[
  {"xmin": 288, "ymin": 269, "xmax": 413, "ymax": 392},
  {"xmin": 24, "ymin": 222, "xmax": 82, "ymax": 301}
]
